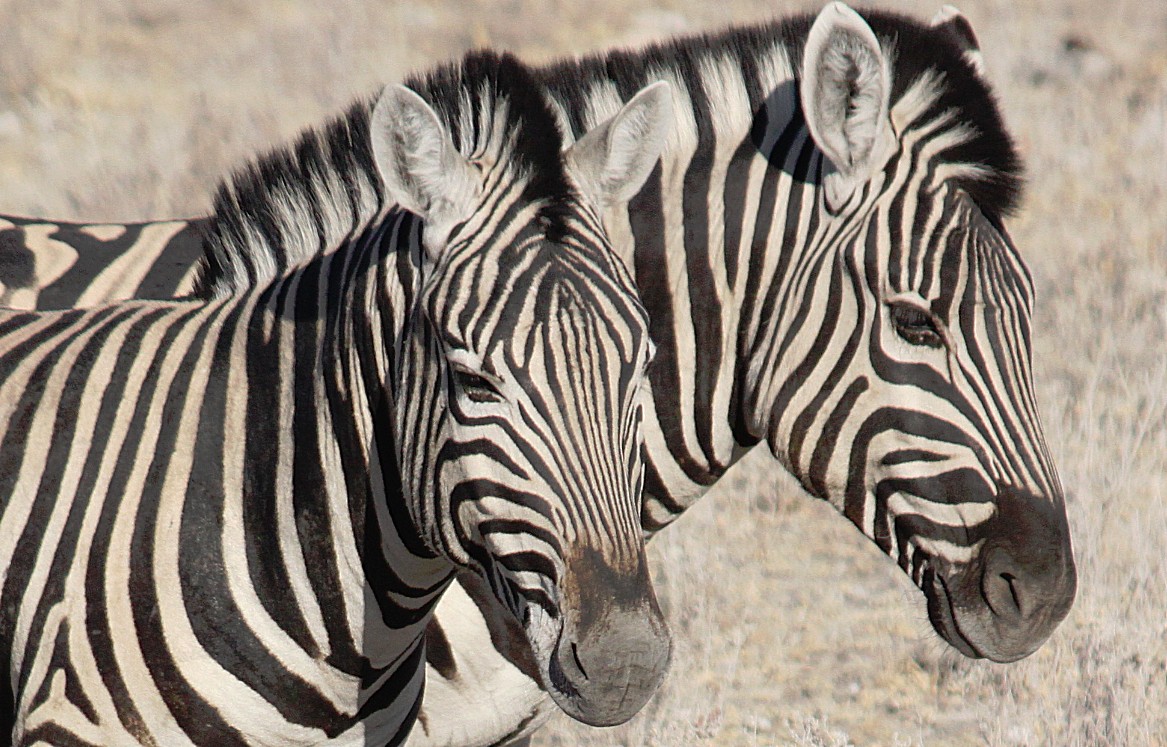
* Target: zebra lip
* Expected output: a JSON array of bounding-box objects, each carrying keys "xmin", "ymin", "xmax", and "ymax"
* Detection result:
[{"xmin": 926, "ymin": 570, "xmax": 983, "ymax": 659}]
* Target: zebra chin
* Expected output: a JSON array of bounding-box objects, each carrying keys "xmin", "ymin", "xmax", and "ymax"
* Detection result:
[
  {"xmin": 920, "ymin": 485, "xmax": 1077, "ymax": 662},
  {"xmin": 529, "ymin": 547, "xmax": 672, "ymax": 726}
]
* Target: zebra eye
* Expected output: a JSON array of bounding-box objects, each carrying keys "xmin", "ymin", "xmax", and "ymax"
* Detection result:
[
  {"xmin": 889, "ymin": 302, "xmax": 945, "ymax": 349},
  {"xmin": 452, "ymin": 365, "xmax": 504, "ymax": 404}
]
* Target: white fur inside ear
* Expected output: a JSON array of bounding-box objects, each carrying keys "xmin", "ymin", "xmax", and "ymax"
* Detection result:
[
  {"xmin": 565, "ymin": 80, "xmax": 674, "ymax": 206},
  {"xmin": 369, "ymin": 84, "xmax": 480, "ymax": 254},
  {"xmin": 801, "ymin": 2, "xmax": 895, "ymax": 209}
]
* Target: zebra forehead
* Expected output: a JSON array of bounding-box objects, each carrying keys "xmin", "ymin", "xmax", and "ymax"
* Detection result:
[
  {"xmin": 433, "ymin": 253, "xmax": 649, "ymax": 359},
  {"xmin": 879, "ymin": 185, "xmax": 1032, "ymax": 305},
  {"xmin": 408, "ymin": 52, "xmax": 574, "ymax": 221},
  {"xmin": 864, "ymin": 11, "xmax": 1024, "ymax": 218}
]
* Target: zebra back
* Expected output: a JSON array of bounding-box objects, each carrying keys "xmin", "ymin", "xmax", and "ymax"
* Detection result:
[{"xmin": 0, "ymin": 215, "xmax": 202, "ymax": 309}]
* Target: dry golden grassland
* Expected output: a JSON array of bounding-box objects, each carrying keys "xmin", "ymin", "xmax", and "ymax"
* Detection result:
[{"xmin": 1, "ymin": 1, "xmax": 1163, "ymax": 744}]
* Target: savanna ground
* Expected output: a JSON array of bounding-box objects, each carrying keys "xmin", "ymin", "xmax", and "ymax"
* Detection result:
[{"xmin": 1, "ymin": 0, "xmax": 1164, "ymax": 744}]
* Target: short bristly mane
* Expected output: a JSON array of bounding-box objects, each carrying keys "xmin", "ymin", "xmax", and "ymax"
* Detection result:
[
  {"xmin": 193, "ymin": 50, "xmax": 572, "ymax": 299},
  {"xmin": 538, "ymin": 8, "xmax": 1022, "ymax": 218},
  {"xmin": 194, "ymin": 12, "xmax": 1022, "ymax": 300},
  {"xmin": 862, "ymin": 9, "xmax": 1023, "ymax": 218}
]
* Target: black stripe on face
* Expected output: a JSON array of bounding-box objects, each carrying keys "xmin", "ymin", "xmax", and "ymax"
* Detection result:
[
  {"xmin": 786, "ymin": 250, "xmax": 854, "ymax": 478},
  {"xmin": 844, "ymin": 408, "xmax": 995, "ymax": 536},
  {"xmin": 891, "ymin": 510, "xmax": 983, "ymax": 575},
  {"xmin": 933, "ymin": 217, "xmax": 1049, "ymax": 491},
  {"xmin": 450, "ymin": 502, "xmax": 560, "ymax": 622}
]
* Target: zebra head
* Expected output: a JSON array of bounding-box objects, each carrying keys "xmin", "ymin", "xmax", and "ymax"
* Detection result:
[
  {"xmin": 371, "ymin": 57, "xmax": 673, "ymax": 725},
  {"xmin": 766, "ymin": 3, "xmax": 1076, "ymax": 662}
]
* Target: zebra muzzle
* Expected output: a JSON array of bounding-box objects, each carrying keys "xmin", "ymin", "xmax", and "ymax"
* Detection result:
[
  {"xmin": 926, "ymin": 485, "xmax": 1077, "ymax": 662},
  {"xmin": 544, "ymin": 546, "xmax": 672, "ymax": 726}
]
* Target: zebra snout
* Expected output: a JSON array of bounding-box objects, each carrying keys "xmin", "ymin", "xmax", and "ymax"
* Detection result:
[
  {"xmin": 546, "ymin": 547, "xmax": 672, "ymax": 726},
  {"xmin": 964, "ymin": 545, "xmax": 1076, "ymax": 662},
  {"xmin": 981, "ymin": 549, "xmax": 1036, "ymax": 621},
  {"xmin": 975, "ymin": 510, "xmax": 1077, "ymax": 656},
  {"xmin": 938, "ymin": 485, "xmax": 1077, "ymax": 662},
  {"xmin": 548, "ymin": 599, "xmax": 672, "ymax": 726}
]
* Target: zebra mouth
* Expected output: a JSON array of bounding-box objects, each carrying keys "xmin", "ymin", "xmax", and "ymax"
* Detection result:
[{"xmin": 925, "ymin": 568, "xmax": 983, "ymax": 659}]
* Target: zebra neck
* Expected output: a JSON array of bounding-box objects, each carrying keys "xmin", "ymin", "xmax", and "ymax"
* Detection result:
[{"xmin": 256, "ymin": 214, "xmax": 453, "ymax": 619}]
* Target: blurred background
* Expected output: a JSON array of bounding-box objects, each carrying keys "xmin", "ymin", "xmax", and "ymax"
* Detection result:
[{"xmin": 1, "ymin": 1, "xmax": 1163, "ymax": 744}]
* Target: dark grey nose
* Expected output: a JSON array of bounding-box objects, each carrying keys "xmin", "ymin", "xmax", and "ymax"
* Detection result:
[
  {"xmin": 547, "ymin": 547, "xmax": 672, "ymax": 725},
  {"xmin": 980, "ymin": 485, "xmax": 1077, "ymax": 657},
  {"xmin": 939, "ymin": 485, "xmax": 1077, "ymax": 662}
]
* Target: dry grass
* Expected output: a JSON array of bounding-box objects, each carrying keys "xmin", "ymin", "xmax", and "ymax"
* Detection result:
[{"xmin": 2, "ymin": 1, "xmax": 1164, "ymax": 745}]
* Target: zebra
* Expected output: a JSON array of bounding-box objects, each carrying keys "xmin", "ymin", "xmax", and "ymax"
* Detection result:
[
  {"xmin": 410, "ymin": 8, "xmax": 1077, "ymax": 742},
  {"xmin": 0, "ymin": 52, "xmax": 679, "ymax": 745},
  {"xmin": 2, "ymin": 5, "xmax": 1079, "ymax": 746}
]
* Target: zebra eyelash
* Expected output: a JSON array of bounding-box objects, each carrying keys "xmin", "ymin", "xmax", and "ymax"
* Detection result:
[
  {"xmin": 886, "ymin": 299, "xmax": 946, "ymax": 349},
  {"xmin": 450, "ymin": 362, "xmax": 506, "ymax": 404}
]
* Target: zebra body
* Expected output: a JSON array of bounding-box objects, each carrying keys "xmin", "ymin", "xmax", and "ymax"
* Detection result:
[
  {"xmin": 0, "ymin": 216, "xmax": 201, "ymax": 310},
  {"xmin": 0, "ymin": 53, "xmax": 676, "ymax": 745},
  {"xmin": 2, "ymin": 5, "xmax": 1078, "ymax": 747}
]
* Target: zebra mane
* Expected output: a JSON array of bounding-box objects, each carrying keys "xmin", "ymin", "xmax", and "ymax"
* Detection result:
[
  {"xmin": 193, "ymin": 51, "xmax": 570, "ymax": 298},
  {"xmin": 862, "ymin": 10, "xmax": 1024, "ymax": 218},
  {"xmin": 538, "ymin": 8, "xmax": 1022, "ymax": 219}
]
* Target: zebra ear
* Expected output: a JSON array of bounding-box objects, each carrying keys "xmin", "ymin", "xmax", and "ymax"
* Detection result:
[
  {"xmin": 564, "ymin": 81, "xmax": 673, "ymax": 206},
  {"xmin": 370, "ymin": 84, "xmax": 480, "ymax": 257},
  {"xmin": 930, "ymin": 6, "xmax": 986, "ymax": 76},
  {"xmin": 800, "ymin": 2, "xmax": 895, "ymax": 210}
]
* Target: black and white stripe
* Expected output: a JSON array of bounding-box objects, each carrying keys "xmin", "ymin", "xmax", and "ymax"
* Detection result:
[
  {"xmin": 0, "ymin": 52, "xmax": 676, "ymax": 745},
  {"xmin": 0, "ymin": 215, "xmax": 201, "ymax": 310},
  {"xmin": 1, "ymin": 6, "xmax": 1078, "ymax": 747}
]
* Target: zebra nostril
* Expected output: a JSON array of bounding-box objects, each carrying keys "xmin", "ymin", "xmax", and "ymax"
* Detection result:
[
  {"xmin": 982, "ymin": 552, "xmax": 1026, "ymax": 619},
  {"xmin": 1002, "ymin": 572, "xmax": 1022, "ymax": 613},
  {"xmin": 548, "ymin": 645, "xmax": 581, "ymax": 700},
  {"xmin": 571, "ymin": 641, "xmax": 589, "ymax": 680}
]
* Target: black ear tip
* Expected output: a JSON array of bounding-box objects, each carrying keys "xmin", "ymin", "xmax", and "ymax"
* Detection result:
[{"xmin": 935, "ymin": 12, "xmax": 981, "ymax": 53}]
